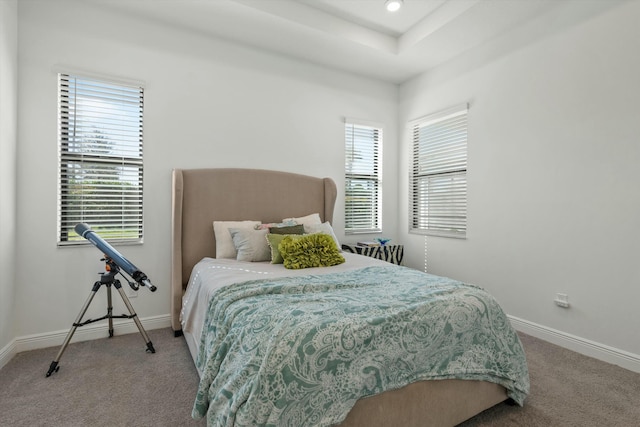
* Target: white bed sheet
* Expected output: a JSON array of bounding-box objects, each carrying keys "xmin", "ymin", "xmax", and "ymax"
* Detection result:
[{"xmin": 181, "ymin": 252, "xmax": 392, "ymax": 370}]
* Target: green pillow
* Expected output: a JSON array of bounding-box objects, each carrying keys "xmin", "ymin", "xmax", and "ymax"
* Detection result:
[
  {"xmin": 265, "ymin": 233, "xmax": 288, "ymax": 264},
  {"xmin": 268, "ymin": 224, "xmax": 305, "ymax": 235},
  {"xmin": 278, "ymin": 233, "xmax": 345, "ymax": 269}
]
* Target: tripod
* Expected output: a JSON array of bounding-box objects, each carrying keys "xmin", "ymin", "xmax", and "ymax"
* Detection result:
[{"xmin": 46, "ymin": 256, "xmax": 155, "ymax": 377}]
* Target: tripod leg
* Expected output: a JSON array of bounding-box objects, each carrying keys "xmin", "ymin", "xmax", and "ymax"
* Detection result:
[
  {"xmin": 114, "ymin": 281, "xmax": 156, "ymax": 354},
  {"xmin": 107, "ymin": 283, "xmax": 114, "ymax": 338},
  {"xmin": 46, "ymin": 281, "xmax": 102, "ymax": 377}
]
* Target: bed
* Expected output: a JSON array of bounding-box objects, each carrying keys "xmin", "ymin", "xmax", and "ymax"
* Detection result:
[{"xmin": 171, "ymin": 168, "xmax": 529, "ymax": 427}]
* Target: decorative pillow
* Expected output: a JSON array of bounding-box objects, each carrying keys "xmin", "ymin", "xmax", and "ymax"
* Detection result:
[
  {"xmin": 304, "ymin": 222, "xmax": 341, "ymax": 250},
  {"xmin": 254, "ymin": 220, "xmax": 296, "ymax": 230},
  {"xmin": 282, "ymin": 213, "xmax": 322, "ymax": 227},
  {"xmin": 269, "ymin": 224, "xmax": 305, "ymax": 235},
  {"xmin": 278, "ymin": 233, "xmax": 345, "ymax": 269},
  {"xmin": 265, "ymin": 233, "xmax": 288, "ymax": 264},
  {"xmin": 213, "ymin": 220, "xmax": 260, "ymax": 259},
  {"xmin": 229, "ymin": 228, "xmax": 271, "ymax": 262}
]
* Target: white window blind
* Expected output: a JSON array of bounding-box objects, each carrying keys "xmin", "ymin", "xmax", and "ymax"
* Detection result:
[
  {"xmin": 345, "ymin": 120, "xmax": 382, "ymax": 234},
  {"xmin": 57, "ymin": 73, "xmax": 145, "ymax": 245},
  {"xmin": 410, "ymin": 104, "xmax": 467, "ymax": 238}
]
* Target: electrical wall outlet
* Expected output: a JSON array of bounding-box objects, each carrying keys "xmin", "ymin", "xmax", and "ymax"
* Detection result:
[{"xmin": 554, "ymin": 293, "xmax": 570, "ymax": 308}]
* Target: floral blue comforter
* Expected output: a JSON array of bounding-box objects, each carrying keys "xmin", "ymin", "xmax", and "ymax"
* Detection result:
[{"xmin": 192, "ymin": 265, "xmax": 529, "ymax": 427}]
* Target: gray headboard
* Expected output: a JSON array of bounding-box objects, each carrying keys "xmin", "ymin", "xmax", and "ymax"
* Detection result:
[{"xmin": 171, "ymin": 168, "xmax": 337, "ymax": 332}]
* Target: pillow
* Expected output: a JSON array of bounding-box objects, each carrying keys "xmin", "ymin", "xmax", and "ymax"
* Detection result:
[
  {"xmin": 304, "ymin": 222, "xmax": 341, "ymax": 250},
  {"xmin": 254, "ymin": 220, "xmax": 296, "ymax": 230},
  {"xmin": 268, "ymin": 224, "xmax": 305, "ymax": 235},
  {"xmin": 229, "ymin": 228, "xmax": 271, "ymax": 262},
  {"xmin": 283, "ymin": 213, "xmax": 322, "ymax": 227},
  {"xmin": 265, "ymin": 233, "xmax": 288, "ymax": 264},
  {"xmin": 278, "ymin": 233, "xmax": 345, "ymax": 270},
  {"xmin": 213, "ymin": 220, "xmax": 260, "ymax": 259}
]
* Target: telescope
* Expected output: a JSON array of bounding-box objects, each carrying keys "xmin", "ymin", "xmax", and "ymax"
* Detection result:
[
  {"xmin": 75, "ymin": 223, "xmax": 157, "ymax": 292},
  {"xmin": 46, "ymin": 223, "xmax": 157, "ymax": 377}
]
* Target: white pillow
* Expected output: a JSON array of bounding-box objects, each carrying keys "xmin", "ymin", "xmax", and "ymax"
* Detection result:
[
  {"xmin": 213, "ymin": 220, "xmax": 260, "ymax": 259},
  {"xmin": 283, "ymin": 212, "xmax": 322, "ymax": 226},
  {"xmin": 304, "ymin": 222, "xmax": 341, "ymax": 251},
  {"xmin": 229, "ymin": 228, "xmax": 271, "ymax": 262}
]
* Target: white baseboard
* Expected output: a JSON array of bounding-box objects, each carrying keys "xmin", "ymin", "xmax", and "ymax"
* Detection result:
[
  {"xmin": 0, "ymin": 339, "xmax": 18, "ymax": 372},
  {"xmin": 508, "ymin": 315, "xmax": 640, "ymax": 373},
  {"xmin": 0, "ymin": 314, "xmax": 171, "ymax": 371}
]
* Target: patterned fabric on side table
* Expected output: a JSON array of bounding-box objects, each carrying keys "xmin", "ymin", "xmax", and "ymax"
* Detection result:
[{"xmin": 341, "ymin": 244, "xmax": 404, "ymax": 265}]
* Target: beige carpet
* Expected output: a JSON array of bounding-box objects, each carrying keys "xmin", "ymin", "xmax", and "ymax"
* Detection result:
[
  {"xmin": 461, "ymin": 333, "xmax": 640, "ymax": 426},
  {"xmin": 0, "ymin": 328, "xmax": 638, "ymax": 426}
]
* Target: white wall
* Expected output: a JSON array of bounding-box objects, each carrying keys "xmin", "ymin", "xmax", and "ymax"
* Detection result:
[
  {"xmin": 399, "ymin": 0, "xmax": 640, "ymax": 357},
  {"xmin": 14, "ymin": 0, "xmax": 398, "ymax": 338},
  {"xmin": 0, "ymin": 0, "xmax": 18, "ymax": 352},
  {"xmin": 10, "ymin": 0, "xmax": 639, "ymax": 372}
]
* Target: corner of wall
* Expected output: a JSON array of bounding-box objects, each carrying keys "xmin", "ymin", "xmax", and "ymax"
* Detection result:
[{"xmin": 0, "ymin": 0, "xmax": 19, "ymax": 354}]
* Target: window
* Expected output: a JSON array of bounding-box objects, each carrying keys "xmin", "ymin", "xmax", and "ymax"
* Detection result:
[
  {"xmin": 57, "ymin": 73, "xmax": 145, "ymax": 245},
  {"xmin": 410, "ymin": 104, "xmax": 468, "ymax": 238},
  {"xmin": 344, "ymin": 119, "xmax": 382, "ymax": 234}
]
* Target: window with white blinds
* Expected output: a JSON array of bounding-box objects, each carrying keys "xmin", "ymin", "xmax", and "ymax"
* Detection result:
[
  {"xmin": 345, "ymin": 120, "xmax": 382, "ymax": 234},
  {"xmin": 410, "ymin": 104, "xmax": 468, "ymax": 238},
  {"xmin": 57, "ymin": 73, "xmax": 145, "ymax": 245}
]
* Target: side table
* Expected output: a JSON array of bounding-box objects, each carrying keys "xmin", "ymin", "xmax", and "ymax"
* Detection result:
[{"xmin": 341, "ymin": 244, "xmax": 404, "ymax": 265}]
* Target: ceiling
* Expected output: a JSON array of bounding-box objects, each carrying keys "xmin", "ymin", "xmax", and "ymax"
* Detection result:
[{"xmin": 90, "ymin": 0, "xmax": 564, "ymax": 84}]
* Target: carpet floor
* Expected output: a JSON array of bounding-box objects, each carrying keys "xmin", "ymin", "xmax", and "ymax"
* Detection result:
[{"xmin": 1, "ymin": 328, "xmax": 638, "ymax": 426}]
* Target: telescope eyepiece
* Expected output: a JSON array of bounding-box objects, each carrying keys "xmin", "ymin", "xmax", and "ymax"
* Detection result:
[{"xmin": 142, "ymin": 279, "xmax": 157, "ymax": 292}]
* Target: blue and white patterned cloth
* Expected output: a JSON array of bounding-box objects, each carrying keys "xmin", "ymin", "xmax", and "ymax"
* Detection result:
[{"xmin": 192, "ymin": 265, "xmax": 530, "ymax": 427}]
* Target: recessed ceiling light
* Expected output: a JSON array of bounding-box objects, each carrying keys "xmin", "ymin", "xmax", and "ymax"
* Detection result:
[{"xmin": 385, "ymin": 0, "xmax": 403, "ymax": 12}]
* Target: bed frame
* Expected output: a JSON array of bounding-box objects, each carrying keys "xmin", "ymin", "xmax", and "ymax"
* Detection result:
[{"xmin": 171, "ymin": 168, "xmax": 507, "ymax": 426}]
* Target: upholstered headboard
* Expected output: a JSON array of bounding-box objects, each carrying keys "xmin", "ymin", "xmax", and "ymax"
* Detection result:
[{"xmin": 171, "ymin": 168, "xmax": 337, "ymax": 333}]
